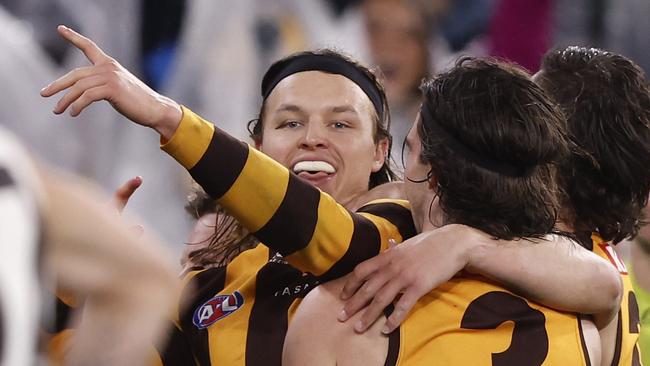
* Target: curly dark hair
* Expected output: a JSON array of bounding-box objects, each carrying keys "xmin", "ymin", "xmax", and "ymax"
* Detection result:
[
  {"xmin": 536, "ymin": 46, "xmax": 650, "ymax": 245},
  {"xmin": 248, "ymin": 49, "xmax": 398, "ymax": 189},
  {"xmin": 417, "ymin": 57, "xmax": 570, "ymax": 240}
]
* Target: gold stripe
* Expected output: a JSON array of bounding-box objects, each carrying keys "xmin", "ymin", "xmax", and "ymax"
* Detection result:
[
  {"xmin": 174, "ymin": 269, "xmax": 204, "ymax": 325},
  {"xmin": 209, "ymin": 246, "xmax": 268, "ymax": 364},
  {"xmin": 286, "ymin": 192, "xmax": 354, "ymax": 276},
  {"xmin": 161, "ymin": 106, "xmax": 215, "ymax": 169},
  {"xmin": 358, "ymin": 212, "xmax": 405, "ymax": 247},
  {"xmin": 363, "ymin": 198, "xmax": 411, "ymax": 210},
  {"xmin": 285, "ymin": 197, "xmax": 405, "ymax": 276},
  {"xmin": 219, "ymin": 148, "xmax": 289, "ymax": 232}
]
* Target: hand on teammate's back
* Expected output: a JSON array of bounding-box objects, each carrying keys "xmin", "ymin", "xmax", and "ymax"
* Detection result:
[{"xmin": 338, "ymin": 225, "xmax": 484, "ymax": 334}]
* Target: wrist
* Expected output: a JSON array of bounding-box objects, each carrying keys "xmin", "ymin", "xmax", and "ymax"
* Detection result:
[
  {"xmin": 462, "ymin": 228, "xmax": 496, "ymax": 274},
  {"xmin": 153, "ymin": 96, "xmax": 183, "ymax": 142}
]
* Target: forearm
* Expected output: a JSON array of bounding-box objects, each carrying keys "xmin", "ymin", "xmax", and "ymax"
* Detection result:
[
  {"xmin": 467, "ymin": 235, "xmax": 622, "ymax": 318},
  {"xmin": 152, "ymin": 95, "xmax": 183, "ymax": 142},
  {"xmin": 43, "ymin": 169, "xmax": 180, "ymax": 365}
]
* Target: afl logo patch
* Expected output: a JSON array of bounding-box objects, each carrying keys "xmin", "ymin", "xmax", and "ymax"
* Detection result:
[{"xmin": 193, "ymin": 291, "xmax": 244, "ymax": 329}]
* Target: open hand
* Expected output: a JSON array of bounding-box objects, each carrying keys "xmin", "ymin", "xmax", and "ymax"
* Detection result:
[{"xmin": 40, "ymin": 25, "xmax": 182, "ymax": 140}]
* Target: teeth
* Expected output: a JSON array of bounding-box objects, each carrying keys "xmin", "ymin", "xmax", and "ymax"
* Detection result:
[{"xmin": 293, "ymin": 161, "xmax": 335, "ymax": 174}]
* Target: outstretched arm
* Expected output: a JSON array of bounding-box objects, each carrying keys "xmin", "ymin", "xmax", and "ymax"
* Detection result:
[
  {"xmin": 339, "ymin": 224, "xmax": 622, "ymax": 333},
  {"xmin": 41, "ymin": 26, "xmax": 410, "ymax": 280}
]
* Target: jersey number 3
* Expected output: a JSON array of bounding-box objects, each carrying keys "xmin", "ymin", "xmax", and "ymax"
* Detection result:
[{"xmin": 461, "ymin": 291, "xmax": 549, "ymax": 366}]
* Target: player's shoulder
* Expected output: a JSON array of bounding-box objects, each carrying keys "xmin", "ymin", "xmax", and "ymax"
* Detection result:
[{"xmin": 357, "ymin": 199, "xmax": 415, "ymax": 239}]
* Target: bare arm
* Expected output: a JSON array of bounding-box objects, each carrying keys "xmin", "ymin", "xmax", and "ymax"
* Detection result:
[
  {"xmin": 41, "ymin": 168, "xmax": 180, "ymax": 366},
  {"xmin": 340, "ymin": 224, "xmax": 622, "ymax": 333},
  {"xmin": 467, "ymin": 233, "xmax": 622, "ymax": 323}
]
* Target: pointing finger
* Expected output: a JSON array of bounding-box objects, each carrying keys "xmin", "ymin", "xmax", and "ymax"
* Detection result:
[{"xmin": 57, "ymin": 25, "xmax": 110, "ymax": 65}]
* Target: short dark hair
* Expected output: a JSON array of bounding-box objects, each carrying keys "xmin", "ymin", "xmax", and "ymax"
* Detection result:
[
  {"xmin": 537, "ymin": 46, "xmax": 650, "ymax": 244},
  {"xmin": 248, "ymin": 49, "xmax": 397, "ymax": 189},
  {"xmin": 417, "ymin": 57, "xmax": 570, "ymax": 240}
]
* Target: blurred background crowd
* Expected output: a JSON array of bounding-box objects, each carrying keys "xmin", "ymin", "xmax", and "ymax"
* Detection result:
[{"xmin": 1, "ymin": 0, "xmax": 649, "ymax": 250}]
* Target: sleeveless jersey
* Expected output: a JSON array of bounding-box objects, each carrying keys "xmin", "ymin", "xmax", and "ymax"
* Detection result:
[{"xmin": 591, "ymin": 233, "xmax": 643, "ymax": 366}]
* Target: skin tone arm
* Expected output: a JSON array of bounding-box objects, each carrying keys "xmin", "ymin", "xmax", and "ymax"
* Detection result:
[
  {"xmin": 339, "ymin": 224, "xmax": 622, "ymax": 334},
  {"xmin": 41, "ymin": 167, "xmax": 180, "ymax": 366}
]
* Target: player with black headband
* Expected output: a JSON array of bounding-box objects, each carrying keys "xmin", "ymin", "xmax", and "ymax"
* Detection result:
[{"xmin": 43, "ymin": 26, "xmax": 622, "ymax": 365}]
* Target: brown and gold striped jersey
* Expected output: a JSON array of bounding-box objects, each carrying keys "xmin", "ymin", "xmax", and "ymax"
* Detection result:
[
  {"xmin": 392, "ymin": 275, "xmax": 592, "ymax": 365},
  {"xmin": 591, "ymin": 234, "xmax": 643, "ymax": 366},
  {"xmin": 158, "ymin": 107, "xmax": 415, "ymax": 365}
]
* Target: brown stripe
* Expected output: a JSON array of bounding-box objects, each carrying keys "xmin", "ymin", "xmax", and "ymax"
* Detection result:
[
  {"xmin": 632, "ymin": 345, "xmax": 641, "ymax": 366},
  {"xmin": 357, "ymin": 202, "xmax": 416, "ymax": 241},
  {"xmin": 245, "ymin": 262, "xmax": 307, "ymax": 366},
  {"xmin": 577, "ymin": 314, "xmax": 592, "ymax": 366},
  {"xmin": 382, "ymin": 305, "xmax": 401, "ymax": 366},
  {"xmin": 159, "ymin": 325, "xmax": 197, "ymax": 365},
  {"xmin": 52, "ymin": 296, "xmax": 74, "ymax": 333},
  {"xmin": 319, "ymin": 213, "xmax": 382, "ymax": 282},
  {"xmin": 189, "ymin": 128, "xmax": 249, "ymax": 199},
  {"xmin": 176, "ymin": 267, "xmax": 227, "ymax": 366},
  {"xmin": 629, "ymin": 291, "xmax": 640, "ymax": 333},
  {"xmin": 253, "ymin": 174, "xmax": 320, "ymax": 255},
  {"xmin": 0, "ymin": 167, "xmax": 13, "ymax": 188},
  {"xmin": 609, "ymin": 311, "xmax": 623, "ymax": 366},
  {"xmin": 384, "ymin": 328, "xmax": 400, "ymax": 366}
]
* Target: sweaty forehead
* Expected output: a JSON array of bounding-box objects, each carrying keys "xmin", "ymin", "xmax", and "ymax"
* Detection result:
[{"xmin": 266, "ymin": 71, "xmax": 375, "ymax": 115}]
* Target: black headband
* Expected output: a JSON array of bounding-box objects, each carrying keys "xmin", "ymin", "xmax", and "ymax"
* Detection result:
[
  {"xmin": 420, "ymin": 102, "xmax": 534, "ymax": 177},
  {"xmin": 261, "ymin": 54, "xmax": 385, "ymax": 119}
]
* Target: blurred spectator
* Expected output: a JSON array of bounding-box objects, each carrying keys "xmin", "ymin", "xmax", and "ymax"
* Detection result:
[
  {"xmin": 360, "ymin": 0, "xmax": 446, "ymax": 172},
  {"xmin": 441, "ymin": 0, "xmax": 494, "ymax": 52},
  {"xmin": 166, "ymin": 0, "xmax": 370, "ymax": 141}
]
